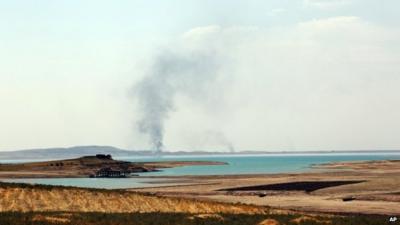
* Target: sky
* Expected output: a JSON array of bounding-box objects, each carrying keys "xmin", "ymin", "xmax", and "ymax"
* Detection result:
[{"xmin": 1, "ymin": 0, "xmax": 400, "ymax": 152}]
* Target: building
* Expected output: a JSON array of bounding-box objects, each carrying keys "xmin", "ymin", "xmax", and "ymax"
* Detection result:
[
  {"xmin": 94, "ymin": 167, "xmax": 129, "ymax": 178},
  {"xmin": 95, "ymin": 154, "xmax": 112, "ymax": 160}
]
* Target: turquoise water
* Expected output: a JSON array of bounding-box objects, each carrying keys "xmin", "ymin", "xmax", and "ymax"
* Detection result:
[
  {"xmin": 0, "ymin": 177, "xmax": 170, "ymax": 189},
  {"xmin": 119, "ymin": 153, "xmax": 400, "ymax": 176},
  {"xmin": 1, "ymin": 153, "xmax": 400, "ymax": 188}
]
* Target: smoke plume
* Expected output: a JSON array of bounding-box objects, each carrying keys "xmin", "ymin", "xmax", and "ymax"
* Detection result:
[
  {"xmin": 203, "ymin": 130, "xmax": 235, "ymax": 153},
  {"xmin": 135, "ymin": 50, "xmax": 219, "ymax": 152}
]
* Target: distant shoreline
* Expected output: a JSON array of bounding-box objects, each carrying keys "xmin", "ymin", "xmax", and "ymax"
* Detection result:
[
  {"xmin": 1, "ymin": 145, "xmax": 400, "ymax": 160},
  {"xmin": 0, "ymin": 155, "xmax": 227, "ymax": 179},
  {"xmin": 1, "ymin": 159, "xmax": 399, "ymax": 215}
]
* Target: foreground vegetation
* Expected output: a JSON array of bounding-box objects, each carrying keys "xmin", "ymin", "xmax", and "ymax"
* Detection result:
[
  {"xmin": 0, "ymin": 182, "xmax": 265, "ymax": 214},
  {"xmin": 0, "ymin": 182, "xmax": 396, "ymax": 225},
  {"xmin": 0, "ymin": 181, "xmax": 124, "ymax": 193},
  {"xmin": 0, "ymin": 211, "xmax": 394, "ymax": 225}
]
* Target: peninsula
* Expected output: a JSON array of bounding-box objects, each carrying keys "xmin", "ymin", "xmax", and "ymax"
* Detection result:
[{"xmin": 0, "ymin": 154, "xmax": 226, "ymax": 178}]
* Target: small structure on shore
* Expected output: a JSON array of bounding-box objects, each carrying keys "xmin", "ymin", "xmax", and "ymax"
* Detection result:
[
  {"xmin": 95, "ymin": 154, "xmax": 112, "ymax": 160},
  {"xmin": 94, "ymin": 167, "xmax": 130, "ymax": 178}
]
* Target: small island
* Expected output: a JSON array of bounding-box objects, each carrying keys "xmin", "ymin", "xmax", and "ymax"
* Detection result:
[{"xmin": 0, "ymin": 154, "xmax": 227, "ymax": 178}]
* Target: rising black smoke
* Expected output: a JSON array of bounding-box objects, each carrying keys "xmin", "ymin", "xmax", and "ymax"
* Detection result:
[{"xmin": 135, "ymin": 50, "xmax": 219, "ymax": 153}]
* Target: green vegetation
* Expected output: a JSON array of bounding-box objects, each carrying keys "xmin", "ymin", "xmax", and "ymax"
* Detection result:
[{"xmin": 0, "ymin": 212, "xmax": 392, "ymax": 225}]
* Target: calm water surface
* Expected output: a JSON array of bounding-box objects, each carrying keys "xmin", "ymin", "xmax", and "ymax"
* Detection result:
[
  {"xmin": 0, "ymin": 177, "xmax": 169, "ymax": 189},
  {"xmin": 1, "ymin": 153, "xmax": 400, "ymax": 189},
  {"xmin": 122, "ymin": 153, "xmax": 400, "ymax": 176}
]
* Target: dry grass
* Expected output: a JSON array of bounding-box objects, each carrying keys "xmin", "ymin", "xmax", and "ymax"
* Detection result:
[
  {"xmin": 32, "ymin": 214, "xmax": 71, "ymax": 223},
  {"xmin": 290, "ymin": 216, "xmax": 331, "ymax": 224},
  {"xmin": 257, "ymin": 219, "xmax": 280, "ymax": 225},
  {"xmin": 0, "ymin": 210, "xmax": 393, "ymax": 225},
  {"xmin": 0, "ymin": 183, "xmax": 266, "ymax": 214}
]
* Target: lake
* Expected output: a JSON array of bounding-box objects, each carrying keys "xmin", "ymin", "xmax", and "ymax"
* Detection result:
[
  {"xmin": 1, "ymin": 152, "xmax": 400, "ymax": 189},
  {"xmin": 125, "ymin": 153, "xmax": 400, "ymax": 176}
]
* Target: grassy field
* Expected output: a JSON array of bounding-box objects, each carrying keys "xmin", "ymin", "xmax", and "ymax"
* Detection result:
[
  {"xmin": 0, "ymin": 182, "xmax": 396, "ymax": 225},
  {"xmin": 0, "ymin": 211, "xmax": 393, "ymax": 225},
  {"xmin": 0, "ymin": 182, "xmax": 266, "ymax": 214}
]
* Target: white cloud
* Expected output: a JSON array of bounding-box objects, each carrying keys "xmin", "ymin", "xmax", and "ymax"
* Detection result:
[
  {"xmin": 304, "ymin": 0, "xmax": 353, "ymax": 9},
  {"xmin": 182, "ymin": 25, "xmax": 221, "ymax": 40},
  {"xmin": 267, "ymin": 8, "xmax": 286, "ymax": 16},
  {"xmin": 158, "ymin": 17, "xmax": 400, "ymax": 151},
  {"xmin": 2, "ymin": 14, "xmax": 399, "ymax": 151},
  {"xmin": 298, "ymin": 16, "xmax": 360, "ymax": 29}
]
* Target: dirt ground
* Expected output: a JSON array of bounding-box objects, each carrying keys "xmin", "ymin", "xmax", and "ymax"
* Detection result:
[
  {"xmin": 1, "ymin": 159, "xmax": 399, "ymax": 215},
  {"xmin": 132, "ymin": 160, "xmax": 400, "ymax": 215}
]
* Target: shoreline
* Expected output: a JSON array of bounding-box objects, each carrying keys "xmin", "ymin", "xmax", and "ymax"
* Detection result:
[
  {"xmin": 0, "ymin": 155, "xmax": 227, "ymax": 179},
  {"xmin": 129, "ymin": 159, "xmax": 400, "ymax": 215},
  {"xmin": 0, "ymin": 158, "xmax": 399, "ymax": 215}
]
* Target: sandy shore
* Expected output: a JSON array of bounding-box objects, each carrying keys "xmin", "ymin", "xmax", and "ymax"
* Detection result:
[
  {"xmin": 132, "ymin": 160, "xmax": 400, "ymax": 215},
  {"xmin": 1, "ymin": 158, "xmax": 399, "ymax": 215}
]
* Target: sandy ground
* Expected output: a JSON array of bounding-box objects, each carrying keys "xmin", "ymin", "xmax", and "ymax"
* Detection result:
[{"xmin": 131, "ymin": 160, "xmax": 400, "ymax": 215}]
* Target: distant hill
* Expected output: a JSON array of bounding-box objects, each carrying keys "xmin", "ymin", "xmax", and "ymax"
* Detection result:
[
  {"xmin": 1, "ymin": 146, "xmax": 399, "ymax": 160},
  {"xmin": 0, "ymin": 146, "xmax": 150, "ymax": 160}
]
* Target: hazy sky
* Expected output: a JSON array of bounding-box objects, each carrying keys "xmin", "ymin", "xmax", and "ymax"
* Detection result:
[{"xmin": 1, "ymin": 0, "xmax": 400, "ymax": 151}]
